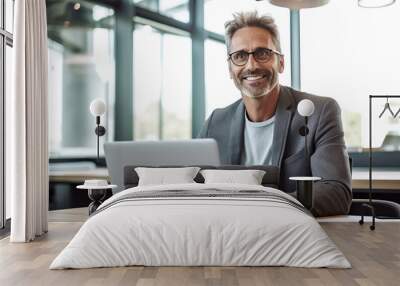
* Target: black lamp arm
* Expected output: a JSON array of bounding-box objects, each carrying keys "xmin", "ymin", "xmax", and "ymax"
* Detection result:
[
  {"xmin": 94, "ymin": 116, "xmax": 106, "ymax": 163},
  {"xmin": 304, "ymin": 116, "xmax": 309, "ymax": 173},
  {"xmin": 298, "ymin": 116, "xmax": 310, "ymax": 175}
]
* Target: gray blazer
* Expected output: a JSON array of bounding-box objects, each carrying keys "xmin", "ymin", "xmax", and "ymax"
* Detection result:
[{"xmin": 198, "ymin": 86, "xmax": 352, "ymax": 217}]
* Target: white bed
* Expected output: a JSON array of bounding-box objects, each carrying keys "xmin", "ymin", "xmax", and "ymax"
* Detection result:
[{"xmin": 50, "ymin": 183, "xmax": 351, "ymax": 269}]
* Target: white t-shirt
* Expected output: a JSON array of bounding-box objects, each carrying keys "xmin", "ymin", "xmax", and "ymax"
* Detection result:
[{"xmin": 241, "ymin": 112, "xmax": 275, "ymax": 166}]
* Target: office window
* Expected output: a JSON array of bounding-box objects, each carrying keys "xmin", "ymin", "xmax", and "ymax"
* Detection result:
[
  {"xmin": 133, "ymin": 0, "xmax": 190, "ymax": 23},
  {"xmin": 204, "ymin": 0, "xmax": 291, "ymax": 51},
  {"xmin": 4, "ymin": 44, "xmax": 12, "ymax": 220},
  {"xmin": 204, "ymin": 40, "xmax": 239, "ymax": 117},
  {"xmin": 133, "ymin": 24, "xmax": 191, "ymax": 140},
  {"xmin": 5, "ymin": 0, "xmax": 13, "ymax": 33},
  {"xmin": 301, "ymin": 2, "xmax": 400, "ymax": 150},
  {"xmin": 204, "ymin": 0, "xmax": 291, "ymax": 116},
  {"xmin": 2, "ymin": 0, "xmax": 14, "ymax": 227},
  {"xmin": 47, "ymin": 1, "xmax": 115, "ymax": 158}
]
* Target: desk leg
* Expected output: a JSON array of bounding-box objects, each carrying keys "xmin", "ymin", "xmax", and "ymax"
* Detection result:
[{"xmin": 88, "ymin": 189, "xmax": 107, "ymax": 215}]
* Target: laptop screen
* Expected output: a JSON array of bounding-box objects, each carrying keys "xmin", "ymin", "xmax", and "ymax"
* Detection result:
[{"xmin": 104, "ymin": 139, "xmax": 221, "ymax": 193}]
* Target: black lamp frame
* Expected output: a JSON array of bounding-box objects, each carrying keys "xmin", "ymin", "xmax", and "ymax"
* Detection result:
[
  {"xmin": 95, "ymin": 116, "xmax": 106, "ymax": 163},
  {"xmin": 299, "ymin": 116, "xmax": 310, "ymax": 171}
]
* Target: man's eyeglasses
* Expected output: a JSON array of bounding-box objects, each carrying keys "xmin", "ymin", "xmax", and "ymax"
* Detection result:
[{"xmin": 228, "ymin": 47, "xmax": 283, "ymax": 66}]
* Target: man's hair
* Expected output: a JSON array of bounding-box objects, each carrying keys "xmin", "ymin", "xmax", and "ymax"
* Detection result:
[{"xmin": 224, "ymin": 11, "xmax": 281, "ymax": 54}]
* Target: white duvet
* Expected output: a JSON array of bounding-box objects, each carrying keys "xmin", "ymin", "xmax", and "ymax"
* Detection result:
[{"xmin": 50, "ymin": 183, "xmax": 351, "ymax": 269}]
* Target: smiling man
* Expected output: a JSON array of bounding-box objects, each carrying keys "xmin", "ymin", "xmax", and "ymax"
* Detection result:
[{"xmin": 198, "ymin": 11, "xmax": 352, "ymax": 217}]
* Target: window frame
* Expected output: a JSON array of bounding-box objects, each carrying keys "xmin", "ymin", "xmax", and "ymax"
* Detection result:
[
  {"xmin": 296, "ymin": 8, "xmax": 400, "ymax": 167},
  {"xmin": 47, "ymin": 0, "xmax": 395, "ymax": 169}
]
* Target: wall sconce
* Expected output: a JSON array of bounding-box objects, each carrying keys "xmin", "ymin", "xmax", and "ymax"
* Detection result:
[
  {"xmin": 297, "ymin": 99, "xmax": 315, "ymax": 168},
  {"xmin": 289, "ymin": 99, "xmax": 320, "ymax": 210},
  {"xmin": 89, "ymin": 98, "xmax": 106, "ymax": 162}
]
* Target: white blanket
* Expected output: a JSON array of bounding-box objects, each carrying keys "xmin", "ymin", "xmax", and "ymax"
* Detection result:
[{"xmin": 50, "ymin": 183, "xmax": 351, "ymax": 269}]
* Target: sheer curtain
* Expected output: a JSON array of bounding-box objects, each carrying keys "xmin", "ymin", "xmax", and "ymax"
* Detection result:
[{"xmin": 9, "ymin": 0, "xmax": 48, "ymax": 242}]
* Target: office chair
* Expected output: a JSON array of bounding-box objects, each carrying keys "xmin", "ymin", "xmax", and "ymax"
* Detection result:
[{"xmin": 349, "ymin": 156, "xmax": 400, "ymax": 219}]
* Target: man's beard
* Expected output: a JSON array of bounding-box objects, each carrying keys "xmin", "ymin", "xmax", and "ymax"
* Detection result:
[{"xmin": 234, "ymin": 69, "xmax": 279, "ymax": 99}]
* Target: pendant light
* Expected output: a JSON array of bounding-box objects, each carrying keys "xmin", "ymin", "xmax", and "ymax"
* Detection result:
[
  {"xmin": 259, "ymin": 0, "xmax": 330, "ymax": 9},
  {"xmin": 358, "ymin": 0, "xmax": 396, "ymax": 8}
]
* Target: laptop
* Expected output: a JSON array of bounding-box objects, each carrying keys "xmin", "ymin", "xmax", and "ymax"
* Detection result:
[{"xmin": 104, "ymin": 139, "xmax": 221, "ymax": 193}]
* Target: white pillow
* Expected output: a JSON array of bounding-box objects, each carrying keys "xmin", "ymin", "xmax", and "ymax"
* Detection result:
[
  {"xmin": 135, "ymin": 167, "xmax": 200, "ymax": 186},
  {"xmin": 200, "ymin": 169, "xmax": 266, "ymax": 185}
]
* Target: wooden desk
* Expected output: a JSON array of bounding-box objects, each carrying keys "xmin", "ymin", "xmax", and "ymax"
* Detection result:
[
  {"xmin": 352, "ymin": 167, "xmax": 400, "ymax": 189},
  {"xmin": 49, "ymin": 168, "xmax": 110, "ymax": 183},
  {"xmin": 49, "ymin": 167, "xmax": 400, "ymax": 190},
  {"xmin": 49, "ymin": 169, "xmax": 111, "ymax": 210}
]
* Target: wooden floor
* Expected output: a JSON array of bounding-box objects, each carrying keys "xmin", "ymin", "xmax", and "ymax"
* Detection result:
[{"xmin": 0, "ymin": 209, "xmax": 399, "ymax": 286}]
